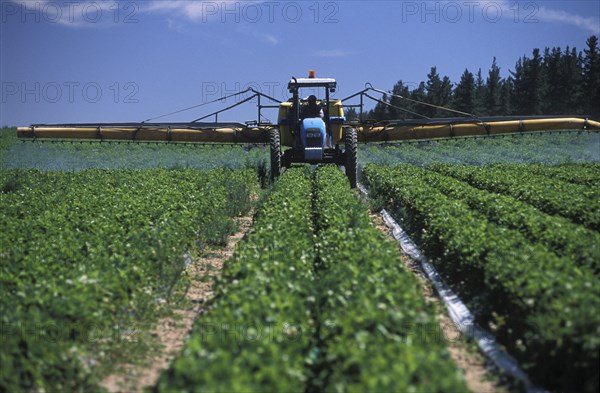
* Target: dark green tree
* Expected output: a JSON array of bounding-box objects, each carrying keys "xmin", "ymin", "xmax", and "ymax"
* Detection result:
[
  {"xmin": 560, "ymin": 46, "xmax": 583, "ymax": 114},
  {"xmin": 582, "ymin": 35, "xmax": 600, "ymax": 119},
  {"xmin": 388, "ymin": 80, "xmax": 411, "ymax": 119},
  {"xmin": 542, "ymin": 46, "xmax": 583, "ymax": 115},
  {"xmin": 474, "ymin": 68, "xmax": 486, "ymax": 114},
  {"xmin": 410, "ymin": 82, "xmax": 427, "ymax": 118},
  {"xmin": 499, "ymin": 78, "xmax": 514, "ymax": 116},
  {"xmin": 511, "ymin": 48, "xmax": 545, "ymax": 115},
  {"xmin": 542, "ymin": 46, "xmax": 564, "ymax": 115},
  {"xmin": 344, "ymin": 106, "xmax": 358, "ymax": 121},
  {"xmin": 371, "ymin": 92, "xmax": 388, "ymax": 120},
  {"xmin": 425, "ymin": 67, "xmax": 453, "ymax": 117},
  {"xmin": 486, "ymin": 57, "xmax": 502, "ymax": 115},
  {"xmin": 453, "ymin": 69, "xmax": 476, "ymax": 114}
]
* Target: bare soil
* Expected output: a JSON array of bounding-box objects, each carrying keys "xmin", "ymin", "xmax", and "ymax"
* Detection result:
[
  {"xmin": 100, "ymin": 214, "xmax": 253, "ymax": 393},
  {"xmin": 369, "ymin": 212, "xmax": 503, "ymax": 393}
]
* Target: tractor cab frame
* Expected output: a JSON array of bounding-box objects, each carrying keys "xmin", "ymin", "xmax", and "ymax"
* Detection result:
[{"xmin": 269, "ymin": 72, "xmax": 358, "ymax": 187}]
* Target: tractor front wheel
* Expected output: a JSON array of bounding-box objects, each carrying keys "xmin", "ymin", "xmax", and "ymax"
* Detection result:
[
  {"xmin": 344, "ymin": 127, "xmax": 357, "ymax": 188},
  {"xmin": 269, "ymin": 128, "xmax": 281, "ymax": 183}
]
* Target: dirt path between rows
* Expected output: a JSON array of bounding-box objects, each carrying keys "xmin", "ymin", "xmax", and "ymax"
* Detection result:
[
  {"xmin": 101, "ymin": 204, "xmax": 499, "ymax": 392},
  {"xmin": 369, "ymin": 212, "xmax": 503, "ymax": 393},
  {"xmin": 100, "ymin": 214, "xmax": 254, "ymax": 393}
]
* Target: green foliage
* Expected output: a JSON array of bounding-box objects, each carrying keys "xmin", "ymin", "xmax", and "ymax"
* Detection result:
[
  {"xmin": 363, "ymin": 163, "xmax": 600, "ymax": 392},
  {"xmin": 366, "ymin": 35, "xmax": 600, "ymax": 120},
  {"xmin": 485, "ymin": 57, "xmax": 502, "ymax": 115},
  {"xmin": 359, "ymin": 133, "xmax": 600, "ymax": 166},
  {"xmin": 156, "ymin": 167, "xmax": 316, "ymax": 392},
  {"xmin": 1, "ymin": 140, "xmax": 268, "ymax": 172},
  {"xmin": 452, "ymin": 69, "xmax": 476, "ymax": 114},
  {"xmin": 312, "ymin": 166, "xmax": 466, "ymax": 392},
  {"xmin": 521, "ymin": 162, "xmax": 600, "ymax": 187},
  {"xmin": 0, "ymin": 127, "xmax": 17, "ymax": 155},
  {"xmin": 431, "ymin": 164, "xmax": 600, "ymax": 231},
  {"xmin": 157, "ymin": 166, "xmax": 467, "ymax": 392},
  {"xmin": 401, "ymin": 164, "xmax": 600, "ymax": 271},
  {"xmin": 583, "ymin": 35, "xmax": 600, "ymax": 119},
  {"xmin": 0, "ymin": 167, "xmax": 258, "ymax": 392},
  {"xmin": 511, "ymin": 48, "xmax": 545, "ymax": 115},
  {"xmin": 425, "ymin": 67, "xmax": 453, "ymax": 117}
]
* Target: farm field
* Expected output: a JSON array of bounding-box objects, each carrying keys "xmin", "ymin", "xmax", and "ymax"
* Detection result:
[
  {"xmin": 364, "ymin": 163, "xmax": 600, "ymax": 392},
  {"xmin": 3, "ymin": 128, "xmax": 600, "ymax": 171},
  {"xmin": 156, "ymin": 166, "xmax": 467, "ymax": 392},
  {"xmin": 360, "ymin": 132, "xmax": 600, "ymax": 166},
  {"xmin": 1, "ymin": 127, "xmax": 599, "ymax": 392},
  {"xmin": 0, "ymin": 166, "xmax": 258, "ymax": 391}
]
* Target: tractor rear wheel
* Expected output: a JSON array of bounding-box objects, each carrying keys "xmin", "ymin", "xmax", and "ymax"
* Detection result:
[
  {"xmin": 269, "ymin": 128, "xmax": 281, "ymax": 183},
  {"xmin": 344, "ymin": 127, "xmax": 357, "ymax": 188}
]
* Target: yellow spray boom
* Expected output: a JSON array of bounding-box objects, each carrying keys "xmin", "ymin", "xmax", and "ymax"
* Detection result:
[{"xmin": 16, "ymin": 73, "xmax": 600, "ymax": 187}]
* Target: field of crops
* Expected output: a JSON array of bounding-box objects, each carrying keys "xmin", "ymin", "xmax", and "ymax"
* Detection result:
[
  {"xmin": 1, "ymin": 127, "xmax": 599, "ymax": 392},
  {"xmin": 364, "ymin": 163, "xmax": 600, "ymax": 392},
  {"xmin": 0, "ymin": 166, "xmax": 258, "ymax": 391},
  {"xmin": 157, "ymin": 166, "xmax": 467, "ymax": 392},
  {"xmin": 360, "ymin": 132, "xmax": 600, "ymax": 166}
]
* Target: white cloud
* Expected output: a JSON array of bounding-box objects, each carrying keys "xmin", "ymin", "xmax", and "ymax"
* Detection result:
[
  {"xmin": 436, "ymin": 0, "xmax": 599, "ymax": 35},
  {"xmin": 262, "ymin": 33, "xmax": 279, "ymax": 45},
  {"xmin": 144, "ymin": 0, "xmax": 262, "ymax": 23},
  {"xmin": 144, "ymin": 0, "xmax": 279, "ymax": 43},
  {"xmin": 489, "ymin": 0, "xmax": 600, "ymax": 35},
  {"xmin": 251, "ymin": 31, "xmax": 279, "ymax": 45},
  {"xmin": 166, "ymin": 18, "xmax": 185, "ymax": 33},
  {"xmin": 235, "ymin": 25, "xmax": 279, "ymax": 45},
  {"xmin": 145, "ymin": 1, "xmax": 208, "ymax": 21},
  {"xmin": 536, "ymin": 6, "xmax": 600, "ymax": 35}
]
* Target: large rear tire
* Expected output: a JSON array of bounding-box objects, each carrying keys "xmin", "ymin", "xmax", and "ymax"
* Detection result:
[
  {"xmin": 344, "ymin": 128, "xmax": 357, "ymax": 188},
  {"xmin": 269, "ymin": 128, "xmax": 281, "ymax": 183}
]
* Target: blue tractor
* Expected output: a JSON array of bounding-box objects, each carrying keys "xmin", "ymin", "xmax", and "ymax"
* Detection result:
[{"xmin": 269, "ymin": 71, "xmax": 357, "ymax": 187}]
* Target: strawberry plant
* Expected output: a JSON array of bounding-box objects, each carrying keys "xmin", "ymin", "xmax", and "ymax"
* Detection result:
[
  {"xmin": 158, "ymin": 166, "xmax": 467, "ymax": 392},
  {"xmin": 0, "ymin": 167, "xmax": 258, "ymax": 392},
  {"xmin": 364, "ymin": 163, "xmax": 600, "ymax": 392}
]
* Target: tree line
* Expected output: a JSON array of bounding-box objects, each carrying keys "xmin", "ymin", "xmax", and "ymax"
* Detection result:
[{"xmin": 353, "ymin": 35, "xmax": 600, "ymax": 121}]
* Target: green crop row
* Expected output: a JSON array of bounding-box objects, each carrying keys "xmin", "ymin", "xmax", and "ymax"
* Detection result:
[
  {"xmin": 0, "ymin": 168, "xmax": 258, "ymax": 392},
  {"xmin": 429, "ymin": 164, "xmax": 600, "ymax": 231},
  {"xmin": 506, "ymin": 162, "xmax": 600, "ymax": 187},
  {"xmin": 2, "ymin": 135, "xmax": 269, "ymax": 172},
  {"xmin": 363, "ymin": 164, "xmax": 600, "ymax": 393},
  {"xmin": 157, "ymin": 166, "xmax": 466, "ymax": 392},
  {"xmin": 156, "ymin": 167, "xmax": 317, "ymax": 392},
  {"xmin": 312, "ymin": 165, "xmax": 466, "ymax": 392},
  {"xmin": 478, "ymin": 163, "xmax": 600, "ymax": 190},
  {"xmin": 359, "ymin": 132, "xmax": 600, "ymax": 166},
  {"xmin": 389, "ymin": 164, "xmax": 599, "ymax": 272}
]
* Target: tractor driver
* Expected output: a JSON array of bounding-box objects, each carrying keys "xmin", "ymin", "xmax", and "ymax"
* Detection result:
[{"xmin": 300, "ymin": 95, "xmax": 324, "ymax": 119}]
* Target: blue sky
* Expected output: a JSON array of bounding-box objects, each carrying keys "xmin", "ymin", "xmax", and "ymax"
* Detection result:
[{"xmin": 1, "ymin": 0, "xmax": 599, "ymax": 126}]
